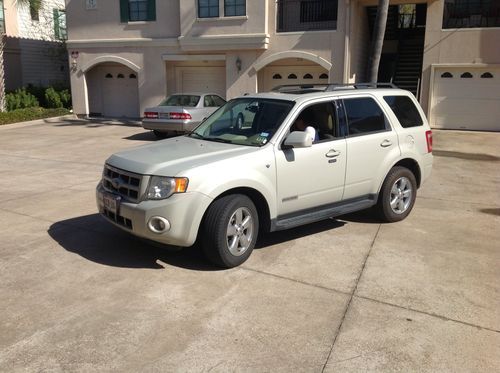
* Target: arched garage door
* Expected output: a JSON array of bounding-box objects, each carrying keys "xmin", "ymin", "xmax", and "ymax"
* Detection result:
[
  {"xmin": 430, "ymin": 66, "xmax": 500, "ymax": 131},
  {"xmin": 86, "ymin": 64, "xmax": 139, "ymax": 118},
  {"xmin": 260, "ymin": 66, "xmax": 329, "ymax": 92}
]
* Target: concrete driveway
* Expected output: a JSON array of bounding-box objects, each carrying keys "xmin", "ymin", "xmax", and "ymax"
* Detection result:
[{"xmin": 0, "ymin": 117, "xmax": 499, "ymax": 372}]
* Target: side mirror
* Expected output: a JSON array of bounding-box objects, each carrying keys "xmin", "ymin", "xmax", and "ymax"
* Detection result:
[{"xmin": 284, "ymin": 131, "xmax": 313, "ymax": 148}]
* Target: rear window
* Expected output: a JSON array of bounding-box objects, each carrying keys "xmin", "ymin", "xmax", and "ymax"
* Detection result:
[
  {"xmin": 383, "ymin": 95, "xmax": 423, "ymax": 128},
  {"xmin": 343, "ymin": 97, "xmax": 388, "ymax": 135},
  {"xmin": 160, "ymin": 95, "xmax": 200, "ymax": 107}
]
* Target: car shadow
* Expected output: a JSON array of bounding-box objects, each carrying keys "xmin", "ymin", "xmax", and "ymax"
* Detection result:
[
  {"xmin": 48, "ymin": 213, "xmax": 355, "ymax": 270},
  {"xmin": 123, "ymin": 131, "xmax": 181, "ymax": 141}
]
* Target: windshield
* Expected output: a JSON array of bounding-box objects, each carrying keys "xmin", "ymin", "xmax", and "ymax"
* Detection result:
[
  {"xmin": 189, "ymin": 98, "xmax": 295, "ymax": 147},
  {"xmin": 159, "ymin": 95, "xmax": 201, "ymax": 107}
]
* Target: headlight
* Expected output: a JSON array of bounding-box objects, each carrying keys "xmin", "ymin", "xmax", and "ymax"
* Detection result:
[{"xmin": 147, "ymin": 176, "xmax": 189, "ymax": 200}]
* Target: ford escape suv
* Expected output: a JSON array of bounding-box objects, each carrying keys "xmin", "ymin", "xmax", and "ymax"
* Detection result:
[{"xmin": 96, "ymin": 84, "xmax": 433, "ymax": 268}]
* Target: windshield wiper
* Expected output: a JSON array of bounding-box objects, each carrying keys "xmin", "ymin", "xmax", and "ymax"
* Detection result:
[
  {"xmin": 188, "ymin": 132, "xmax": 206, "ymax": 140},
  {"xmin": 208, "ymin": 137, "xmax": 233, "ymax": 144}
]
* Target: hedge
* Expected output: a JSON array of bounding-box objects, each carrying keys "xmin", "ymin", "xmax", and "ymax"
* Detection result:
[{"xmin": 0, "ymin": 107, "xmax": 71, "ymax": 126}]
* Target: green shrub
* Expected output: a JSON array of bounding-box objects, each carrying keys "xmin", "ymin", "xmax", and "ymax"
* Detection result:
[
  {"xmin": 59, "ymin": 89, "xmax": 72, "ymax": 109},
  {"xmin": 44, "ymin": 87, "xmax": 63, "ymax": 108},
  {"xmin": 5, "ymin": 88, "xmax": 39, "ymax": 111},
  {"xmin": 25, "ymin": 84, "xmax": 47, "ymax": 107},
  {"xmin": 0, "ymin": 107, "xmax": 70, "ymax": 125}
]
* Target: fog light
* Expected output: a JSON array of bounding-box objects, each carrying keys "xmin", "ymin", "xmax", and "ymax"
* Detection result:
[{"xmin": 147, "ymin": 216, "xmax": 171, "ymax": 234}]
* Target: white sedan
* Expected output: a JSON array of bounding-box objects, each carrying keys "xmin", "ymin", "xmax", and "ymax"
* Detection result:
[{"xmin": 142, "ymin": 93, "xmax": 226, "ymax": 138}]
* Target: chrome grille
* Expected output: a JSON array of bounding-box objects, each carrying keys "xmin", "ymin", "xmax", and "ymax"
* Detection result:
[{"xmin": 102, "ymin": 164, "xmax": 143, "ymax": 202}]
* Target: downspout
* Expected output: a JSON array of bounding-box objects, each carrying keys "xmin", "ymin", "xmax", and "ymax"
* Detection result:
[{"xmin": 343, "ymin": 0, "xmax": 351, "ymax": 83}]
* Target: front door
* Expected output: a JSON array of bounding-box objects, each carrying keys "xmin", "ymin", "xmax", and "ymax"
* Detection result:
[{"xmin": 275, "ymin": 101, "xmax": 346, "ymax": 215}]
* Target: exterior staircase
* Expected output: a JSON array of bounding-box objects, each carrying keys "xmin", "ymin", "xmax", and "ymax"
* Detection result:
[{"xmin": 392, "ymin": 34, "xmax": 424, "ymax": 97}]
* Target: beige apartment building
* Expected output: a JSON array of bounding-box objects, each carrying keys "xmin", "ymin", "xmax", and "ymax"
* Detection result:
[{"xmin": 66, "ymin": 0, "xmax": 500, "ymax": 131}]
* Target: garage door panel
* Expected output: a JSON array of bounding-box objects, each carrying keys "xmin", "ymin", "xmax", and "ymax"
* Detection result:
[
  {"xmin": 176, "ymin": 67, "xmax": 226, "ymax": 98},
  {"xmin": 431, "ymin": 67, "xmax": 500, "ymax": 131}
]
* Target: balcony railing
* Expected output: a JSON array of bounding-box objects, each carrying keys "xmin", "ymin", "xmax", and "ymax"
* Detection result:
[
  {"xmin": 277, "ymin": 0, "xmax": 338, "ymax": 33},
  {"xmin": 443, "ymin": 0, "xmax": 500, "ymax": 28}
]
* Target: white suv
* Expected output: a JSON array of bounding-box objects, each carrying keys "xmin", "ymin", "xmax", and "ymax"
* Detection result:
[{"xmin": 96, "ymin": 85, "xmax": 433, "ymax": 268}]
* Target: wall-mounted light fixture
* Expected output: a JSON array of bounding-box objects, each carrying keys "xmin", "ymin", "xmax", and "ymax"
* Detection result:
[
  {"xmin": 235, "ymin": 57, "xmax": 242, "ymax": 72},
  {"xmin": 71, "ymin": 58, "xmax": 78, "ymax": 72}
]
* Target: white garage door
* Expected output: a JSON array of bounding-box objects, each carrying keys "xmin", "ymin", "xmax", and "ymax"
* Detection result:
[
  {"xmin": 431, "ymin": 67, "xmax": 500, "ymax": 131},
  {"xmin": 261, "ymin": 66, "xmax": 329, "ymax": 92},
  {"xmin": 87, "ymin": 65, "xmax": 139, "ymax": 118},
  {"xmin": 176, "ymin": 67, "xmax": 226, "ymax": 98}
]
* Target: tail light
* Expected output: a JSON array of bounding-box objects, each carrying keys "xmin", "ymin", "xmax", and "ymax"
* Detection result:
[
  {"xmin": 144, "ymin": 112, "xmax": 159, "ymax": 119},
  {"xmin": 425, "ymin": 130, "xmax": 433, "ymax": 153},
  {"xmin": 169, "ymin": 112, "xmax": 192, "ymax": 120}
]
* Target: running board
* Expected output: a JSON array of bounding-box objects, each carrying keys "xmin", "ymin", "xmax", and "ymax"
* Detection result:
[{"xmin": 271, "ymin": 195, "xmax": 378, "ymax": 232}]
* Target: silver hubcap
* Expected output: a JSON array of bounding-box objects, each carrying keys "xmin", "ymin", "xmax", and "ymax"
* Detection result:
[
  {"xmin": 226, "ymin": 207, "xmax": 254, "ymax": 256},
  {"xmin": 390, "ymin": 177, "xmax": 413, "ymax": 214}
]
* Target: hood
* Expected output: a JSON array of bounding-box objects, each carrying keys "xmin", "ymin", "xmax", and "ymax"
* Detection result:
[{"xmin": 106, "ymin": 136, "xmax": 259, "ymax": 176}]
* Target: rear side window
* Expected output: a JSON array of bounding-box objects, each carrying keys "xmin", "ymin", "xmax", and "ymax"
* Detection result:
[
  {"xmin": 384, "ymin": 95, "xmax": 423, "ymax": 128},
  {"xmin": 343, "ymin": 97, "xmax": 388, "ymax": 135}
]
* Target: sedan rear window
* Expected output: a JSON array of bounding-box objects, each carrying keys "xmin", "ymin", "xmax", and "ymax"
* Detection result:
[
  {"xmin": 160, "ymin": 95, "xmax": 201, "ymax": 107},
  {"xmin": 383, "ymin": 95, "xmax": 423, "ymax": 128}
]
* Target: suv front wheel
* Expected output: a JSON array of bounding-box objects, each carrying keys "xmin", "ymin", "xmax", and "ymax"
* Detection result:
[
  {"xmin": 377, "ymin": 166, "xmax": 417, "ymax": 223},
  {"xmin": 202, "ymin": 194, "xmax": 259, "ymax": 268}
]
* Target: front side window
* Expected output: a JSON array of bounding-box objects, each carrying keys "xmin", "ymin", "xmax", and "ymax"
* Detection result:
[
  {"xmin": 190, "ymin": 98, "xmax": 295, "ymax": 147},
  {"xmin": 199, "ymin": 0, "xmax": 219, "ymax": 18},
  {"xmin": 343, "ymin": 97, "xmax": 388, "ymax": 135},
  {"xmin": 289, "ymin": 102, "xmax": 338, "ymax": 143},
  {"xmin": 225, "ymin": 0, "xmax": 246, "ymax": 16},
  {"xmin": 443, "ymin": 0, "xmax": 500, "ymax": 28},
  {"xmin": 384, "ymin": 96, "xmax": 423, "ymax": 128}
]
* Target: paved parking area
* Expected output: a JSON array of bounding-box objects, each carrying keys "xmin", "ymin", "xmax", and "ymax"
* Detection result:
[{"xmin": 0, "ymin": 117, "xmax": 499, "ymax": 372}]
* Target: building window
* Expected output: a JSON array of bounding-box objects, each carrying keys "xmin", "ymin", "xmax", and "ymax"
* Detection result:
[
  {"xmin": 30, "ymin": 1, "xmax": 40, "ymax": 21},
  {"xmin": 225, "ymin": 0, "xmax": 246, "ymax": 17},
  {"xmin": 481, "ymin": 72, "xmax": 493, "ymax": 78},
  {"xmin": 288, "ymin": 73, "xmax": 297, "ymax": 79},
  {"xmin": 319, "ymin": 73, "xmax": 329, "ymax": 79},
  {"xmin": 277, "ymin": 0, "xmax": 338, "ymax": 32},
  {"xmin": 441, "ymin": 72, "xmax": 453, "ymax": 78},
  {"xmin": 105, "ymin": 73, "xmax": 113, "ymax": 78},
  {"xmin": 129, "ymin": 73, "xmax": 137, "ymax": 79},
  {"xmin": 120, "ymin": 0, "xmax": 156, "ymax": 22},
  {"xmin": 461, "ymin": 72, "xmax": 473, "ymax": 78},
  {"xmin": 443, "ymin": 0, "xmax": 500, "ymax": 28},
  {"xmin": 117, "ymin": 74, "xmax": 125, "ymax": 79},
  {"xmin": 0, "ymin": 0, "xmax": 5, "ymax": 33},
  {"xmin": 53, "ymin": 9, "xmax": 67, "ymax": 40},
  {"xmin": 199, "ymin": 0, "xmax": 219, "ymax": 18},
  {"xmin": 303, "ymin": 73, "xmax": 313, "ymax": 79},
  {"xmin": 273, "ymin": 74, "xmax": 282, "ymax": 79}
]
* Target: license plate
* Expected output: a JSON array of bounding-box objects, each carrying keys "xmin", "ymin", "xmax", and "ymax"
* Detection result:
[{"xmin": 102, "ymin": 193, "xmax": 120, "ymax": 214}]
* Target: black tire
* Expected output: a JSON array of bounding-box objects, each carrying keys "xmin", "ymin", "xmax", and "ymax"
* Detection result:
[
  {"xmin": 377, "ymin": 166, "xmax": 417, "ymax": 223},
  {"xmin": 201, "ymin": 194, "xmax": 259, "ymax": 268},
  {"xmin": 153, "ymin": 130, "xmax": 167, "ymax": 139}
]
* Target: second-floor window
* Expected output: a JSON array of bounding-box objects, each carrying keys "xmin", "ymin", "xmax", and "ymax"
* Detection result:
[
  {"xmin": 120, "ymin": 0, "xmax": 156, "ymax": 22},
  {"xmin": 443, "ymin": 0, "xmax": 500, "ymax": 28},
  {"xmin": 0, "ymin": 0, "xmax": 5, "ymax": 33},
  {"xmin": 198, "ymin": 0, "xmax": 247, "ymax": 18},
  {"xmin": 53, "ymin": 9, "xmax": 67, "ymax": 40},
  {"xmin": 199, "ymin": 0, "xmax": 219, "ymax": 18},
  {"xmin": 225, "ymin": 0, "xmax": 246, "ymax": 17},
  {"xmin": 277, "ymin": 0, "xmax": 338, "ymax": 32}
]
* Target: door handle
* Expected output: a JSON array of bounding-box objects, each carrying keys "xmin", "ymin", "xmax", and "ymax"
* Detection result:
[
  {"xmin": 380, "ymin": 139, "xmax": 393, "ymax": 148},
  {"xmin": 325, "ymin": 149, "xmax": 341, "ymax": 158}
]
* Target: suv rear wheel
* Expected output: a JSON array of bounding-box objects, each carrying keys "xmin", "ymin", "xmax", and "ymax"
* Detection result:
[
  {"xmin": 202, "ymin": 194, "xmax": 259, "ymax": 268},
  {"xmin": 377, "ymin": 166, "xmax": 417, "ymax": 222}
]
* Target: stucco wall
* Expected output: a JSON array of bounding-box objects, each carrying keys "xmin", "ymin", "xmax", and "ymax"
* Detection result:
[{"xmin": 16, "ymin": 0, "xmax": 65, "ymax": 41}]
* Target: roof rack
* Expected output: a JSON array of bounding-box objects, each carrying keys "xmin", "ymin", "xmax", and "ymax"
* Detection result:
[{"xmin": 271, "ymin": 82, "xmax": 397, "ymax": 93}]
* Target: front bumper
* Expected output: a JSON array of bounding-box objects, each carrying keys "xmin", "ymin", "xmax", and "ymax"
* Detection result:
[
  {"xmin": 142, "ymin": 119, "xmax": 200, "ymax": 133},
  {"xmin": 96, "ymin": 182, "xmax": 213, "ymax": 247}
]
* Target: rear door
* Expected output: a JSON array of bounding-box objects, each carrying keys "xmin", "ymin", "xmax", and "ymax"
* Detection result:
[{"xmin": 340, "ymin": 95, "xmax": 400, "ymax": 200}]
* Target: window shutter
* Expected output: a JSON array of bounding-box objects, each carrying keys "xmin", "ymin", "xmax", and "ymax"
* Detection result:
[
  {"xmin": 147, "ymin": 0, "xmax": 156, "ymax": 21},
  {"xmin": 53, "ymin": 9, "xmax": 60, "ymax": 39},
  {"xmin": 120, "ymin": 0, "xmax": 129, "ymax": 22}
]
